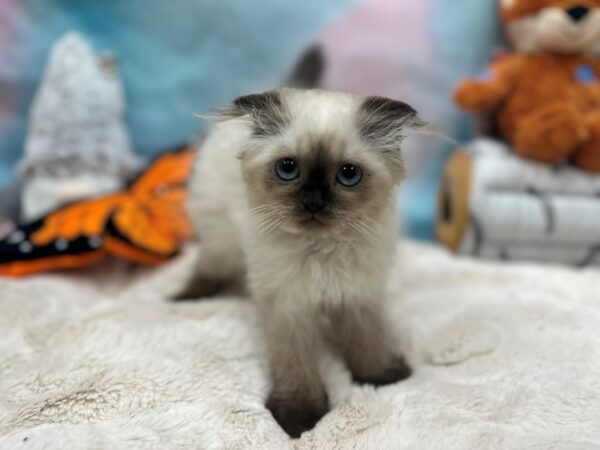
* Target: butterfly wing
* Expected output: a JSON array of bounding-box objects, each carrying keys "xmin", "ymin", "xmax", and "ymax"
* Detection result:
[
  {"xmin": 0, "ymin": 217, "xmax": 94, "ymax": 277},
  {"xmin": 0, "ymin": 148, "xmax": 197, "ymax": 276},
  {"xmin": 30, "ymin": 195, "xmax": 125, "ymax": 245},
  {"xmin": 105, "ymin": 148, "xmax": 196, "ymax": 263},
  {"xmin": 130, "ymin": 147, "xmax": 196, "ymax": 196},
  {"xmin": 0, "ymin": 194, "xmax": 126, "ymax": 277}
]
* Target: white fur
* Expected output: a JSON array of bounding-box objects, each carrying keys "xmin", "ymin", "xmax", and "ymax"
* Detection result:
[
  {"xmin": 187, "ymin": 118, "xmax": 249, "ymax": 281},
  {"xmin": 507, "ymin": 7, "xmax": 600, "ymax": 55}
]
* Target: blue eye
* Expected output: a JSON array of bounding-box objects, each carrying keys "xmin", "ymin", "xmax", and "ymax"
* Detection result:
[
  {"xmin": 275, "ymin": 158, "xmax": 300, "ymax": 181},
  {"xmin": 336, "ymin": 164, "xmax": 363, "ymax": 187}
]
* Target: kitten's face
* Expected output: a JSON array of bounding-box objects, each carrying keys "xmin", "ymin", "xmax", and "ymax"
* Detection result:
[
  {"xmin": 242, "ymin": 133, "xmax": 395, "ymax": 235},
  {"xmin": 221, "ymin": 89, "xmax": 426, "ymax": 235}
]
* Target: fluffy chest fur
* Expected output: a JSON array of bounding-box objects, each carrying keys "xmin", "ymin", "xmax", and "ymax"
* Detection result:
[{"xmin": 244, "ymin": 204, "xmax": 397, "ymax": 312}]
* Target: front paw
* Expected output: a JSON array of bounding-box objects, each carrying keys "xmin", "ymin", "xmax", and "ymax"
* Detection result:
[
  {"xmin": 266, "ymin": 393, "xmax": 329, "ymax": 438},
  {"xmin": 352, "ymin": 355, "xmax": 412, "ymax": 387}
]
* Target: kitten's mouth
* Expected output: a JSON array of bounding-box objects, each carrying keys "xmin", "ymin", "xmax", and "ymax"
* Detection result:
[
  {"xmin": 298, "ymin": 213, "xmax": 330, "ymax": 228},
  {"xmin": 278, "ymin": 213, "xmax": 330, "ymax": 235}
]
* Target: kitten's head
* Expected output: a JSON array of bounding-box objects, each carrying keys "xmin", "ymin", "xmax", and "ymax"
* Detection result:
[{"xmin": 218, "ymin": 89, "xmax": 429, "ymax": 235}]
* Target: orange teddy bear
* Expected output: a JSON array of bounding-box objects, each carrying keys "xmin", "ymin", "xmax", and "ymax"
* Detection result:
[{"xmin": 455, "ymin": 0, "xmax": 600, "ymax": 172}]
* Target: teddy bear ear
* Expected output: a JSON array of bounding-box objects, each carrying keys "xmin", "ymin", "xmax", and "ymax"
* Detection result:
[
  {"xmin": 499, "ymin": 0, "xmax": 517, "ymax": 18},
  {"xmin": 498, "ymin": 0, "xmax": 528, "ymax": 22}
]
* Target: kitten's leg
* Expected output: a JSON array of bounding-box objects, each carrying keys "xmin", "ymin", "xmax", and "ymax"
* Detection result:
[
  {"xmin": 173, "ymin": 253, "xmax": 234, "ymax": 300},
  {"xmin": 173, "ymin": 212, "xmax": 246, "ymax": 301},
  {"xmin": 327, "ymin": 303, "xmax": 411, "ymax": 386},
  {"xmin": 261, "ymin": 305, "xmax": 329, "ymax": 438}
]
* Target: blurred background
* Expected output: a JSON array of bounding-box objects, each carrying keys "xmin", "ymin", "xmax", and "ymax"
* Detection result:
[{"xmin": 0, "ymin": 0, "xmax": 503, "ymax": 240}]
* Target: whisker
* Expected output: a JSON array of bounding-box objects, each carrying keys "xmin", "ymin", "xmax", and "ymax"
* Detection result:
[
  {"xmin": 250, "ymin": 205, "xmax": 277, "ymax": 215},
  {"xmin": 348, "ymin": 221, "xmax": 370, "ymax": 241},
  {"xmin": 351, "ymin": 216, "xmax": 385, "ymax": 243},
  {"xmin": 361, "ymin": 215, "xmax": 387, "ymax": 235},
  {"xmin": 258, "ymin": 217, "xmax": 285, "ymax": 235}
]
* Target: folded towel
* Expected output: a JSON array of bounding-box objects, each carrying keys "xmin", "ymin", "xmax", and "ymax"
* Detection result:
[{"xmin": 437, "ymin": 138, "xmax": 600, "ymax": 265}]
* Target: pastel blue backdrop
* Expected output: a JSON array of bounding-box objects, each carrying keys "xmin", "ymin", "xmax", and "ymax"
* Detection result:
[
  {"xmin": 0, "ymin": 0, "xmax": 502, "ymax": 238},
  {"xmin": 0, "ymin": 0, "xmax": 356, "ymax": 185},
  {"xmin": 402, "ymin": 0, "xmax": 502, "ymax": 239}
]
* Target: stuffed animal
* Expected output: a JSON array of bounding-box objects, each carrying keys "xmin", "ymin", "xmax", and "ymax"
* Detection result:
[
  {"xmin": 18, "ymin": 32, "xmax": 143, "ymax": 222},
  {"xmin": 454, "ymin": 0, "xmax": 600, "ymax": 172},
  {"xmin": 0, "ymin": 148, "xmax": 195, "ymax": 277}
]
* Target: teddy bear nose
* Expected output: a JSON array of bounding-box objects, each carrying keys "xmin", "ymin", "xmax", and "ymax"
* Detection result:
[{"xmin": 566, "ymin": 5, "xmax": 590, "ymax": 22}]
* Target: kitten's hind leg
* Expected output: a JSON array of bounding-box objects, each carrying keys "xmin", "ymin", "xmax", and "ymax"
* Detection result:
[
  {"xmin": 172, "ymin": 265, "xmax": 227, "ymax": 301},
  {"xmin": 172, "ymin": 239, "xmax": 246, "ymax": 301},
  {"xmin": 172, "ymin": 200, "xmax": 247, "ymax": 301}
]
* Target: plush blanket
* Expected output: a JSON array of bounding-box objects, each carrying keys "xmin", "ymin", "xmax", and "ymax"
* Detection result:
[{"xmin": 1, "ymin": 242, "xmax": 599, "ymax": 449}]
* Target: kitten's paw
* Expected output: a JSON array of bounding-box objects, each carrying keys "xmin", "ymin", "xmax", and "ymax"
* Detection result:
[
  {"xmin": 352, "ymin": 355, "xmax": 412, "ymax": 387},
  {"xmin": 171, "ymin": 274, "xmax": 224, "ymax": 301},
  {"xmin": 266, "ymin": 393, "xmax": 329, "ymax": 438}
]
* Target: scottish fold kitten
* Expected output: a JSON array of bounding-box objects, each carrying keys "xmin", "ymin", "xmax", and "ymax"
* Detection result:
[{"xmin": 178, "ymin": 88, "xmax": 429, "ymax": 437}]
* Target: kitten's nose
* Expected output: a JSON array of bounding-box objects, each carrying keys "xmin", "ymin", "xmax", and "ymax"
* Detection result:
[
  {"xmin": 567, "ymin": 5, "xmax": 589, "ymax": 22},
  {"xmin": 301, "ymin": 189, "xmax": 327, "ymax": 213}
]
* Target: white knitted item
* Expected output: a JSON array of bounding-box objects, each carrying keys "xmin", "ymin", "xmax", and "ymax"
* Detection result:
[{"xmin": 18, "ymin": 32, "xmax": 142, "ymax": 221}]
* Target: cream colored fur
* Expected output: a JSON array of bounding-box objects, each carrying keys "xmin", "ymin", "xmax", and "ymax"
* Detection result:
[
  {"xmin": 187, "ymin": 89, "xmax": 404, "ymax": 320},
  {"xmin": 185, "ymin": 89, "xmax": 417, "ymax": 435},
  {"xmin": 187, "ymin": 89, "xmax": 400, "ymax": 294}
]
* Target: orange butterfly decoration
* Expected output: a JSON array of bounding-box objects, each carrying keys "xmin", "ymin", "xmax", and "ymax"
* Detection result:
[{"xmin": 0, "ymin": 148, "xmax": 196, "ymax": 277}]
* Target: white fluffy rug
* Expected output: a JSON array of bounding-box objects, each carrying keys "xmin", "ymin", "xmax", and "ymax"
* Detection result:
[{"xmin": 1, "ymin": 242, "xmax": 599, "ymax": 449}]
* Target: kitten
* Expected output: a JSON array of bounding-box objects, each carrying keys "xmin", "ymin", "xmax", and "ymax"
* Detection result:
[{"xmin": 177, "ymin": 88, "xmax": 428, "ymax": 437}]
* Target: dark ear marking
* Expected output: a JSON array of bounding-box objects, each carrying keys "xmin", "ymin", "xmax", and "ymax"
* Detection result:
[
  {"xmin": 358, "ymin": 96, "xmax": 428, "ymax": 170},
  {"xmin": 233, "ymin": 92, "xmax": 280, "ymax": 115},
  {"xmin": 218, "ymin": 90, "xmax": 289, "ymax": 138},
  {"xmin": 359, "ymin": 96, "xmax": 424, "ymax": 141},
  {"xmin": 363, "ymin": 96, "xmax": 417, "ymax": 118}
]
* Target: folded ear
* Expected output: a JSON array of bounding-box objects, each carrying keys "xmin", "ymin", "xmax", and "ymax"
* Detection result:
[
  {"xmin": 216, "ymin": 90, "xmax": 289, "ymax": 138},
  {"xmin": 358, "ymin": 96, "xmax": 436, "ymax": 168}
]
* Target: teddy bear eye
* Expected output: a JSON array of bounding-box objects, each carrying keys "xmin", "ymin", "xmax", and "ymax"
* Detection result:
[{"xmin": 566, "ymin": 5, "xmax": 590, "ymax": 22}]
